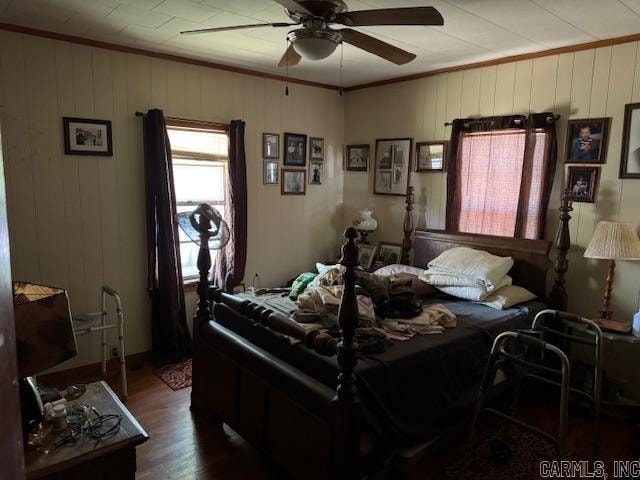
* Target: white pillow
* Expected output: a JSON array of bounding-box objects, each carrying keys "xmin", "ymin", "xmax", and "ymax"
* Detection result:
[
  {"xmin": 427, "ymin": 247, "xmax": 514, "ymax": 291},
  {"xmin": 373, "ymin": 264, "xmax": 425, "ymax": 277},
  {"xmin": 437, "ymin": 275, "xmax": 512, "ymax": 302},
  {"xmin": 478, "ymin": 285, "xmax": 537, "ymax": 310},
  {"xmin": 316, "ymin": 262, "xmax": 345, "ymax": 275}
]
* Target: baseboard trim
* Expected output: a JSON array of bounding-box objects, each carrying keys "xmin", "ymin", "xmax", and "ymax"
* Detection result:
[{"xmin": 39, "ymin": 351, "xmax": 152, "ymax": 389}]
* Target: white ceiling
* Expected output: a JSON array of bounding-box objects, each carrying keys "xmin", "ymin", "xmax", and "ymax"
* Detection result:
[{"xmin": 1, "ymin": 0, "xmax": 640, "ymax": 87}]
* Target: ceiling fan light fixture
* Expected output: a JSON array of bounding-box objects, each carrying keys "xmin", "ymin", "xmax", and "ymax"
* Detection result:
[{"xmin": 287, "ymin": 29, "xmax": 342, "ymax": 61}]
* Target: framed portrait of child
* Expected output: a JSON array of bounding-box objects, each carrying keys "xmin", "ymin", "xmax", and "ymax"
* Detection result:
[{"xmin": 565, "ymin": 118, "xmax": 611, "ymax": 164}]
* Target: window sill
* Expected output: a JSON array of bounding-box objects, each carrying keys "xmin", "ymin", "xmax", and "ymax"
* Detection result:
[{"xmin": 183, "ymin": 278, "xmax": 198, "ymax": 291}]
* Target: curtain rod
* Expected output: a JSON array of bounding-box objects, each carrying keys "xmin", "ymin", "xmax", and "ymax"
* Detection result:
[
  {"xmin": 444, "ymin": 113, "xmax": 561, "ymax": 127},
  {"xmin": 134, "ymin": 112, "xmax": 228, "ymax": 130}
]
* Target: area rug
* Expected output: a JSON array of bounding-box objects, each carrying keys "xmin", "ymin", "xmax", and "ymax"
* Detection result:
[
  {"xmin": 444, "ymin": 418, "xmax": 557, "ymax": 480},
  {"xmin": 155, "ymin": 358, "xmax": 192, "ymax": 391}
]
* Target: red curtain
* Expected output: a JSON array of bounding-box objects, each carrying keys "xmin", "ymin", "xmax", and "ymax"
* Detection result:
[{"xmin": 446, "ymin": 113, "xmax": 557, "ymax": 240}]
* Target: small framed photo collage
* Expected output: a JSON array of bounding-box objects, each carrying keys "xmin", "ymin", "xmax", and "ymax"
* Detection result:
[
  {"xmin": 345, "ymin": 137, "xmax": 448, "ymax": 197},
  {"xmin": 262, "ymin": 132, "xmax": 325, "ymax": 195}
]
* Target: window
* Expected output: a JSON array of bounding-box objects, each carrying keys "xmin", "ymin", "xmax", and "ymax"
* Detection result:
[
  {"xmin": 452, "ymin": 127, "xmax": 552, "ymax": 239},
  {"xmin": 167, "ymin": 120, "xmax": 228, "ymax": 280}
]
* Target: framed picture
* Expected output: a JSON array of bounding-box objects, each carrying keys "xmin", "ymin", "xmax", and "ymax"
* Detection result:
[
  {"xmin": 346, "ymin": 144, "xmax": 369, "ymax": 171},
  {"xmin": 309, "ymin": 161, "xmax": 323, "ymax": 185},
  {"xmin": 310, "ymin": 137, "xmax": 324, "ymax": 160},
  {"xmin": 378, "ymin": 242, "xmax": 403, "ymax": 266},
  {"xmin": 416, "ymin": 141, "xmax": 447, "ymax": 172},
  {"xmin": 263, "ymin": 133, "xmax": 279, "ymax": 158},
  {"xmin": 264, "ymin": 160, "xmax": 279, "ymax": 185},
  {"xmin": 63, "ymin": 117, "xmax": 112, "ymax": 156},
  {"xmin": 566, "ymin": 166, "xmax": 600, "ymax": 203},
  {"xmin": 358, "ymin": 244, "xmax": 377, "ymax": 270},
  {"xmin": 374, "ymin": 138, "xmax": 412, "ymax": 196},
  {"xmin": 281, "ymin": 169, "xmax": 306, "ymax": 195},
  {"xmin": 284, "ymin": 132, "xmax": 307, "ymax": 166},
  {"xmin": 565, "ymin": 118, "xmax": 611, "ymax": 163},
  {"xmin": 620, "ymin": 103, "xmax": 640, "ymax": 178}
]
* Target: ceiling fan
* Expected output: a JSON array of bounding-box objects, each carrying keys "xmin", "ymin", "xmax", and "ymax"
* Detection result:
[{"xmin": 180, "ymin": 0, "xmax": 444, "ymax": 67}]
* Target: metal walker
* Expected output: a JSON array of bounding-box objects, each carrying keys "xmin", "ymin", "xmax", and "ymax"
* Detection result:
[{"xmin": 72, "ymin": 285, "xmax": 127, "ymax": 400}]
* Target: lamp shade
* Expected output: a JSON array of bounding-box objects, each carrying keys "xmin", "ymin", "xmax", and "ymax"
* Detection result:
[
  {"xmin": 13, "ymin": 282, "xmax": 77, "ymax": 377},
  {"xmin": 584, "ymin": 221, "xmax": 640, "ymax": 260}
]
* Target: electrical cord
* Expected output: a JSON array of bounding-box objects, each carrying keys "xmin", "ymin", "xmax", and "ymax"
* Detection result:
[{"xmin": 54, "ymin": 404, "xmax": 122, "ymax": 449}]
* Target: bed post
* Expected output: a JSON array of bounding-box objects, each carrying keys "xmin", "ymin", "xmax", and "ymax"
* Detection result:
[
  {"xmin": 334, "ymin": 227, "xmax": 361, "ymax": 479},
  {"xmin": 193, "ymin": 206, "xmax": 213, "ymax": 330},
  {"xmin": 547, "ymin": 190, "xmax": 572, "ymax": 311},
  {"xmin": 401, "ymin": 186, "xmax": 415, "ymax": 265}
]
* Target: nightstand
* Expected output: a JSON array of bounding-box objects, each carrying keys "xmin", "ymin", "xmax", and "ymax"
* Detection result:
[
  {"xmin": 567, "ymin": 321, "xmax": 640, "ymax": 409},
  {"xmin": 25, "ymin": 381, "xmax": 149, "ymax": 480}
]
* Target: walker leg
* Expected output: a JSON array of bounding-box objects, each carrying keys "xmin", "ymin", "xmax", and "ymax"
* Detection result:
[
  {"xmin": 116, "ymin": 294, "xmax": 127, "ymax": 401},
  {"xmin": 101, "ymin": 290, "xmax": 107, "ymax": 377}
]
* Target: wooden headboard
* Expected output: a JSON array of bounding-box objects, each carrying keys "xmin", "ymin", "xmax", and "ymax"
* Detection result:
[
  {"xmin": 400, "ymin": 187, "xmax": 574, "ymax": 308},
  {"xmin": 412, "ymin": 229, "xmax": 551, "ymax": 299}
]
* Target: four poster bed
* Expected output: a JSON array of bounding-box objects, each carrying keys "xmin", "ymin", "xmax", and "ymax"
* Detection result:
[{"xmin": 190, "ymin": 188, "xmax": 574, "ymax": 480}]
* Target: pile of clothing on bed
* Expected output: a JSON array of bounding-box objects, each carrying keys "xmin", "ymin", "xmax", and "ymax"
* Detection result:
[{"xmin": 290, "ymin": 262, "xmax": 457, "ymax": 344}]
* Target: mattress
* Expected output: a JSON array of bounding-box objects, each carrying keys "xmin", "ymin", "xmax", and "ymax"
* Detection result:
[{"xmin": 214, "ymin": 291, "xmax": 545, "ymax": 442}]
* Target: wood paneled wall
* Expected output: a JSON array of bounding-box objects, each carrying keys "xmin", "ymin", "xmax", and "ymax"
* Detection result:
[
  {"xmin": 0, "ymin": 31, "xmax": 345, "ymax": 369},
  {"xmin": 344, "ymin": 42, "xmax": 640, "ymax": 396}
]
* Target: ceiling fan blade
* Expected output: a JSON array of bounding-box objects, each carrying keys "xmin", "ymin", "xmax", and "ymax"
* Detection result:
[
  {"xmin": 339, "ymin": 29, "xmax": 416, "ymax": 65},
  {"xmin": 272, "ymin": 0, "xmax": 313, "ymax": 16},
  {"xmin": 335, "ymin": 7, "xmax": 444, "ymax": 27},
  {"xmin": 181, "ymin": 22, "xmax": 294, "ymax": 35},
  {"xmin": 278, "ymin": 44, "xmax": 301, "ymax": 67}
]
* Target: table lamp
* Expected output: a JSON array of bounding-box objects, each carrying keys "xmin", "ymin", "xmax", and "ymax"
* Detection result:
[
  {"xmin": 584, "ymin": 221, "xmax": 640, "ymax": 333},
  {"xmin": 352, "ymin": 208, "xmax": 377, "ymax": 245},
  {"xmin": 13, "ymin": 282, "xmax": 77, "ymax": 440}
]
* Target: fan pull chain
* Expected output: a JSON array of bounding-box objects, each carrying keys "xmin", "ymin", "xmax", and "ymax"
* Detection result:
[
  {"xmin": 339, "ymin": 42, "xmax": 344, "ymax": 96},
  {"xmin": 285, "ymin": 39, "xmax": 290, "ymax": 96}
]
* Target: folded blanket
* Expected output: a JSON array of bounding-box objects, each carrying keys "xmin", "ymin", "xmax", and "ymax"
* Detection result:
[
  {"xmin": 435, "ymin": 275, "xmax": 512, "ymax": 301},
  {"xmin": 425, "ymin": 247, "xmax": 514, "ymax": 291}
]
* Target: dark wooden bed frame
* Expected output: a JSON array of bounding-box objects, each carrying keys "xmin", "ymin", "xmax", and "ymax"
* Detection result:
[{"xmin": 190, "ymin": 189, "xmax": 574, "ymax": 480}]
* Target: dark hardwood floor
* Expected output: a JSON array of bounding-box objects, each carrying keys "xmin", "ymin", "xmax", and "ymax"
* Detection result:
[{"xmin": 41, "ymin": 360, "xmax": 639, "ymax": 479}]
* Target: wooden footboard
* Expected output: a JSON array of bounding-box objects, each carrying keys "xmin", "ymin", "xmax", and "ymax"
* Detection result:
[
  {"xmin": 190, "ymin": 222, "xmax": 364, "ymax": 480},
  {"xmin": 191, "ymin": 314, "xmax": 360, "ymax": 480}
]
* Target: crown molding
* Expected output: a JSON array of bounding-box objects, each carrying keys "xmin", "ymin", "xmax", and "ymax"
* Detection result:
[
  {"xmin": 345, "ymin": 32, "xmax": 640, "ymax": 91},
  {"xmin": 0, "ymin": 22, "xmax": 341, "ymax": 91}
]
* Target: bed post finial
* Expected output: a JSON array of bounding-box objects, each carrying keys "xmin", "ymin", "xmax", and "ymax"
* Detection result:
[
  {"xmin": 401, "ymin": 186, "xmax": 415, "ymax": 265},
  {"xmin": 548, "ymin": 190, "xmax": 572, "ymax": 311},
  {"xmin": 337, "ymin": 227, "xmax": 359, "ymax": 402}
]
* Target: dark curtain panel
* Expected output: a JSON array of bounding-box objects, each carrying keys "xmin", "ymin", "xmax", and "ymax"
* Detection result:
[
  {"xmin": 445, "ymin": 113, "xmax": 557, "ymax": 239},
  {"xmin": 143, "ymin": 109, "xmax": 191, "ymax": 366},
  {"xmin": 515, "ymin": 113, "xmax": 558, "ymax": 239},
  {"xmin": 214, "ymin": 119, "xmax": 248, "ymax": 292}
]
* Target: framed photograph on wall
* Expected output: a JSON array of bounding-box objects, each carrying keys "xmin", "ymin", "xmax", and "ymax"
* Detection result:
[
  {"xmin": 63, "ymin": 117, "xmax": 112, "ymax": 156},
  {"xmin": 263, "ymin": 133, "xmax": 279, "ymax": 158},
  {"xmin": 416, "ymin": 141, "xmax": 447, "ymax": 172},
  {"xmin": 565, "ymin": 118, "xmax": 610, "ymax": 163},
  {"xmin": 281, "ymin": 169, "xmax": 306, "ymax": 195},
  {"xmin": 374, "ymin": 138, "xmax": 412, "ymax": 196},
  {"xmin": 310, "ymin": 137, "xmax": 324, "ymax": 161},
  {"xmin": 309, "ymin": 161, "xmax": 323, "ymax": 185},
  {"xmin": 345, "ymin": 144, "xmax": 369, "ymax": 171},
  {"xmin": 566, "ymin": 166, "xmax": 600, "ymax": 203},
  {"xmin": 357, "ymin": 244, "xmax": 377, "ymax": 270},
  {"xmin": 620, "ymin": 103, "xmax": 640, "ymax": 178},
  {"xmin": 378, "ymin": 242, "xmax": 403, "ymax": 266},
  {"xmin": 264, "ymin": 160, "xmax": 279, "ymax": 185},
  {"xmin": 284, "ymin": 132, "xmax": 307, "ymax": 166}
]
